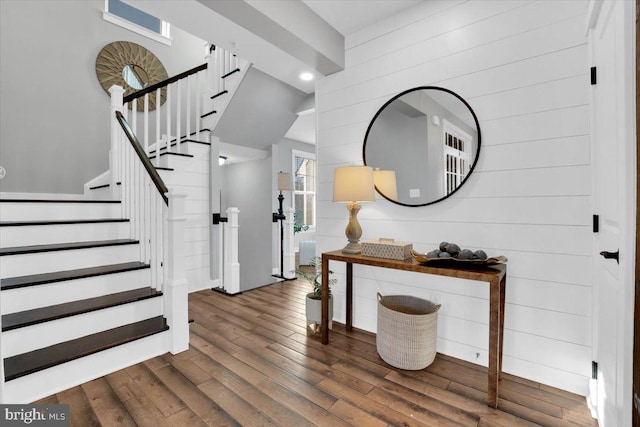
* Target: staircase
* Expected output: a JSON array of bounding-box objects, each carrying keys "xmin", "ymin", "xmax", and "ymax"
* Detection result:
[
  {"xmin": 0, "ymin": 199, "xmax": 169, "ymax": 403},
  {"xmin": 0, "ymin": 45, "xmax": 248, "ymax": 403}
]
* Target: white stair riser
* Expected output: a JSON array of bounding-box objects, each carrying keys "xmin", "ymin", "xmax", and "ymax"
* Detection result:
[
  {"xmin": 1, "ymin": 268, "xmax": 151, "ymax": 314},
  {"xmin": 0, "ymin": 244, "xmax": 140, "ymax": 278},
  {"xmin": 184, "ymin": 141, "xmax": 210, "ymax": 157},
  {"xmin": 1, "ymin": 222, "xmax": 130, "ymax": 247},
  {"xmin": 3, "ymin": 331, "xmax": 169, "ymax": 404},
  {"xmin": 157, "ymin": 170, "xmax": 208, "ymax": 187},
  {"xmin": 3, "ymin": 297, "xmax": 163, "ymax": 357},
  {"xmin": 156, "ymin": 154, "xmax": 196, "ymax": 169},
  {"xmin": 181, "ymin": 158, "xmax": 209, "ymax": 174},
  {"xmin": 0, "ymin": 203, "xmax": 122, "ymax": 221},
  {"xmin": 87, "ymin": 185, "xmax": 121, "ymax": 201}
]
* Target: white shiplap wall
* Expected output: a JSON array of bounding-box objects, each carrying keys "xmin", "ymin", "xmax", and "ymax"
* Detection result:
[
  {"xmin": 160, "ymin": 150, "xmax": 212, "ymax": 293},
  {"xmin": 315, "ymin": 0, "xmax": 591, "ymax": 395}
]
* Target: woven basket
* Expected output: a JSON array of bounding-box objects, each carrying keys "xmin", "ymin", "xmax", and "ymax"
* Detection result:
[{"xmin": 376, "ymin": 293, "xmax": 441, "ymax": 370}]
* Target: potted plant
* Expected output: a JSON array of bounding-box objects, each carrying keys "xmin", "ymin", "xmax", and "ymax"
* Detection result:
[
  {"xmin": 293, "ymin": 211, "xmax": 309, "ymax": 234},
  {"xmin": 296, "ymin": 256, "xmax": 336, "ymax": 337}
]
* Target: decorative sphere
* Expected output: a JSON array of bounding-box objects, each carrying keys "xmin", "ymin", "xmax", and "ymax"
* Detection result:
[
  {"xmin": 474, "ymin": 250, "xmax": 488, "ymax": 260},
  {"xmin": 445, "ymin": 243, "xmax": 460, "ymax": 256},
  {"xmin": 439, "ymin": 251, "xmax": 452, "ymax": 258},
  {"xmin": 427, "ymin": 250, "xmax": 440, "ymax": 258},
  {"xmin": 459, "ymin": 249, "xmax": 474, "ymax": 260},
  {"xmin": 439, "ymin": 241, "xmax": 449, "ymax": 251}
]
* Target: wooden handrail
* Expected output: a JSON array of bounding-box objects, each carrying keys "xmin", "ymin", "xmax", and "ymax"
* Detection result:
[
  {"xmin": 123, "ymin": 63, "xmax": 208, "ymax": 104},
  {"xmin": 115, "ymin": 111, "xmax": 169, "ymax": 205}
]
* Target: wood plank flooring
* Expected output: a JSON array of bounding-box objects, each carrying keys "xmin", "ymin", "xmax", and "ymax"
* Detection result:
[{"xmin": 37, "ymin": 277, "xmax": 597, "ymax": 426}]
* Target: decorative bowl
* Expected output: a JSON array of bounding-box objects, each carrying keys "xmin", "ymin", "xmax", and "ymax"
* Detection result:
[{"xmin": 411, "ymin": 250, "xmax": 508, "ymax": 266}]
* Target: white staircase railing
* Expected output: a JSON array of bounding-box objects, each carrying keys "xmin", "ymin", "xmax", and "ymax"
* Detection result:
[
  {"xmin": 113, "ymin": 109, "xmax": 189, "ymax": 353},
  {"xmin": 107, "ymin": 45, "xmax": 249, "ymax": 347},
  {"xmin": 115, "ymin": 45, "xmax": 243, "ymax": 167}
]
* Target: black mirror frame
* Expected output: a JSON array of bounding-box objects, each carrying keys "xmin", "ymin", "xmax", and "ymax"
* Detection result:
[{"xmin": 363, "ymin": 86, "xmax": 482, "ymax": 207}]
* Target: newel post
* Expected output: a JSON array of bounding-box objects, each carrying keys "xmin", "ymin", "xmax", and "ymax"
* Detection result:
[
  {"xmin": 223, "ymin": 207, "xmax": 240, "ymax": 294},
  {"xmin": 284, "ymin": 207, "xmax": 296, "ymax": 279},
  {"xmin": 109, "ymin": 85, "xmax": 124, "ymax": 197},
  {"xmin": 164, "ymin": 189, "xmax": 189, "ymax": 354}
]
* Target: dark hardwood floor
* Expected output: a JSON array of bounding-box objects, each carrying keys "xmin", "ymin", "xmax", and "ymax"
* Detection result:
[{"xmin": 37, "ymin": 277, "xmax": 597, "ymax": 426}]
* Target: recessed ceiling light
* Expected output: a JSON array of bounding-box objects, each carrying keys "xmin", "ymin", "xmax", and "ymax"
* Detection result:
[{"xmin": 299, "ymin": 72, "xmax": 314, "ymax": 81}]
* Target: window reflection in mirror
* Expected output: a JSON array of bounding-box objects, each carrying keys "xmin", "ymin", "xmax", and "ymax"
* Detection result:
[
  {"xmin": 363, "ymin": 87, "xmax": 481, "ymax": 207},
  {"xmin": 122, "ymin": 64, "xmax": 149, "ymax": 90}
]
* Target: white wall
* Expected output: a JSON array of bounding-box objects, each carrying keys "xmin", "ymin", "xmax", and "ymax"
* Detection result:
[
  {"xmin": 315, "ymin": 0, "xmax": 591, "ymax": 395},
  {"xmin": 0, "ymin": 0, "xmax": 206, "ymax": 194}
]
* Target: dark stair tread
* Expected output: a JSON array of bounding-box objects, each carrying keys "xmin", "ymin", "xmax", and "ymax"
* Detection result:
[
  {"xmin": 1, "ymin": 262, "xmax": 149, "ymax": 290},
  {"xmin": 155, "ymin": 166, "xmax": 174, "ymax": 171},
  {"xmin": 178, "ymin": 139, "xmax": 210, "ymax": 146},
  {"xmin": 0, "ymin": 219, "xmax": 129, "ymax": 227},
  {"xmin": 0, "ymin": 199, "xmax": 121, "ymax": 204},
  {"xmin": 4, "ymin": 316, "xmax": 169, "ymax": 381},
  {"xmin": 2, "ymin": 287, "xmax": 163, "ymax": 331},
  {"xmin": 211, "ymin": 90, "xmax": 228, "ymax": 100},
  {"xmin": 148, "ymin": 152, "xmax": 194, "ymax": 160},
  {"xmin": 221, "ymin": 68, "xmax": 240, "ymax": 78},
  {"xmin": 0, "ymin": 239, "xmax": 139, "ymax": 256},
  {"xmin": 89, "ymin": 182, "xmax": 121, "ymax": 190},
  {"xmin": 148, "ymin": 139, "xmax": 210, "ymax": 155}
]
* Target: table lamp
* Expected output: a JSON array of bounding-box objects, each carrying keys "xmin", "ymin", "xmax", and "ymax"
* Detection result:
[{"xmin": 333, "ymin": 166, "xmax": 375, "ymax": 254}]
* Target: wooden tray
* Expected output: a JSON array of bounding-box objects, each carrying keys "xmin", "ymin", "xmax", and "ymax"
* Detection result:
[{"xmin": 411, "ymin": 250, "xmax": 508, "ymax": 266}]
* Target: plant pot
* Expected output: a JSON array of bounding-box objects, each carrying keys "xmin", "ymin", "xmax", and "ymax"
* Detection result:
[{"xmin": 305, "ymin": 293, "xmax": 333, "ymax": 337}]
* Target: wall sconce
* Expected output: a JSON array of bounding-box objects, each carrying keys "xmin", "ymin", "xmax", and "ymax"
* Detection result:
[
  {"xmin": 273, "ymin": 171, "xmax": 293, "ymax": 279},
  {"xmin": 333, "ymin": 166, "xmax": 375, "ymax": 254},
  {"xmin": 373, "ymin": 168, "xmax": 398, "ymax": 202}
]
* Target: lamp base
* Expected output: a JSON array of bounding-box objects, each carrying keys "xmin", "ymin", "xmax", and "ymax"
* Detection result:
[{"xmin": 342, "ymin": 242, "xmax": 362, "ymax": 254}]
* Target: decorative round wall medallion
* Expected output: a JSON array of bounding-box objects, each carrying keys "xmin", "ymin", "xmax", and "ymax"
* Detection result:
[{"xmin": 95, "ymin": 41, "xmax": 168, "ymax": 111}]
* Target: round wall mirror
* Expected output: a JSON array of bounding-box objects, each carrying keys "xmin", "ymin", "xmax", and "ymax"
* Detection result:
[
  {"xmin": 363, "ymin": 86, "xmax": 481, "ymax": 207},
  {"xmin": 95, "ymin": 41, "xmax": 168, "ymax": 111}
]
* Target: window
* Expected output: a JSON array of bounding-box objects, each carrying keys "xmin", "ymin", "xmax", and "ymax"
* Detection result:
[
  {"xmin": 103, "ymin": 0, "xmax": 171, "ymax": 46},
  {"xmin": 442, "ymin": 120, "xmax": 471, "ymax": 195},
  {"xmin": 293, "ymin": 151, "xmax": 316, "ymax": 230}
]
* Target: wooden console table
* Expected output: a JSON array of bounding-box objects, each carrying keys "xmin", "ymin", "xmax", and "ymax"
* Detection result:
[{"xmin": 321, "ymin": 250, "xmax": 507, "ymax": 408}]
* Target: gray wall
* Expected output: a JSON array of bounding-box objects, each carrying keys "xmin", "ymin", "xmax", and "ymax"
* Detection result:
[
  {"xmin": 0, "ymin": 0, "xmax": 205, "ymax": 194},
  {"xmin": 366, "ymin": 107, "xmax": 429, "ymax": 203},
  {"xmin": 221, "ymin": 157, "xmax": 275, "ymax": 292}
]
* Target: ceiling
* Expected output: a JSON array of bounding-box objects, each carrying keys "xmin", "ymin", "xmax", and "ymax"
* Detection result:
[
  {"xmin": 126, "ymin": 0, "xmax": 425, "ymax": 150},
  {"xmin": 284, "ymin": 0, "xmax": 424, "ymax": 144},
  {"xmin": 302, "ymin": 0, "xmax": 423, "ymax": 37}
]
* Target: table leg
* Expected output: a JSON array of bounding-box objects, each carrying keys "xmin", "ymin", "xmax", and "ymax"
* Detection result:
[
  {"xmin": 488, "ymin": 277, "xmax": 501, "ymax": 408},
  {"xmin": 321, "ymin": 255, "xmax": 329, "ymax": 345},
  {"xmin": 499, "ymin": 273, "xmax": 506, "ymax": 378},
  {"xmin": 346, "ymin": 263, "xmax": 353, "ymax": 331}
]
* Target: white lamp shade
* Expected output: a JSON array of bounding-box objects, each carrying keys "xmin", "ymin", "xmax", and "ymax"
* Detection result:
[
  {"xmin": 333, "ymin": 166, "xmax": 375, "ymax": 203},
  {"xmin": 277, "ymin": 172, "xmax": 293, "ymax": 191},
  {"xmin": 373, "ymin": 169, "xmax": 398, "ymax": 201}
]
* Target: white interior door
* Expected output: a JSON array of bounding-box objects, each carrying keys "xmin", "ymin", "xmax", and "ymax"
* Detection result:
[{"xmin": 589, "ymin": 1, "xmax": 636, "ymax": 426}]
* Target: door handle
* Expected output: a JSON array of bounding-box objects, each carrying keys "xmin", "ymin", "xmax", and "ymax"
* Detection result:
[{"xmin": 599, "ymin": 250, "xmax": 619, "ymax": 264}]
